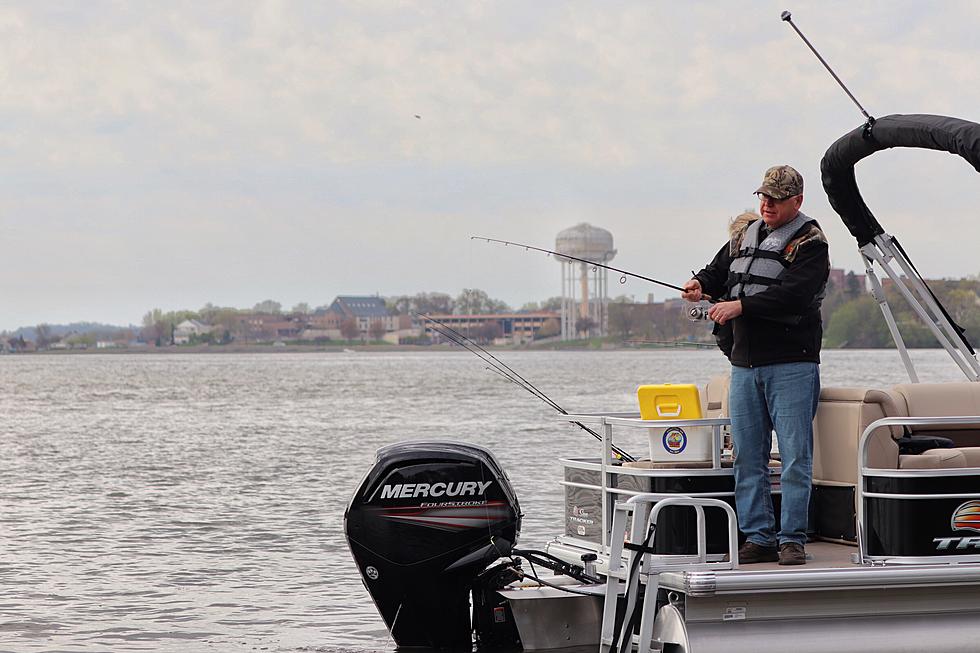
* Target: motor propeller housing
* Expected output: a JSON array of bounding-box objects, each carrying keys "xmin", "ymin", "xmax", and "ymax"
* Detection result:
[{"xmin": 344, "ymin": 441, "xmax": 521, "ymax": 648}]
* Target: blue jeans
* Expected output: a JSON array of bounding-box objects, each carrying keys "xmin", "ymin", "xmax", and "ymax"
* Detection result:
[{"xmin": 729, "ymin": 362, "xmax": 819, "ymax": 547}]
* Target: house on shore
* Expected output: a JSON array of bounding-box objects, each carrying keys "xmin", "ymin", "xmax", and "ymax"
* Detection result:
[
  {"xmin": 422, "ymin": 312, "xmax": 560, "ymax": 345},
  {"xmin": 321, "ymin": 295, "xmax": 415, "ymax": 342},
  {"xmin": 174, "ymin": 319, "xmax": 213, "ymax": 345}
]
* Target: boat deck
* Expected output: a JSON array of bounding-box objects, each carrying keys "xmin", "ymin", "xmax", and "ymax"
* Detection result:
[{"xmin": 738, "ymin": 540, "xmax": 857, "ymax": 572}]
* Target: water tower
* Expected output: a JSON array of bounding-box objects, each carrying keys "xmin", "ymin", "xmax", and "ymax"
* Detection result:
[{"xmin": 555, "ymin": 223, "xmax": 616, "ymax": 339}]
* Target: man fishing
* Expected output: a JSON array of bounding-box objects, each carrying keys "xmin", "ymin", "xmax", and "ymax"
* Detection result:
[{"xmin": 682, "ymin": 165, "xmax": 829, "ymax": 566}]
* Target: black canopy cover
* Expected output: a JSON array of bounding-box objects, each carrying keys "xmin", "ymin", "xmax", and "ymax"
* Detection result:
[{"xmin": 821, "ymin": 114, "xmax": 980, "ymax": 246}]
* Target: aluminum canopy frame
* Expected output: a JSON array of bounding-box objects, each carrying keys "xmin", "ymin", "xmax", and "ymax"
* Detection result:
[{"xmin": 821, "ymin": 114, "xmax": 980, "ymax": 382}]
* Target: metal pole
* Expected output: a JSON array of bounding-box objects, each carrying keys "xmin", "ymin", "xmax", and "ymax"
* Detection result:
[{"xmin": 781, "ymin": 11, "xmax": 872, "ymax": 121}]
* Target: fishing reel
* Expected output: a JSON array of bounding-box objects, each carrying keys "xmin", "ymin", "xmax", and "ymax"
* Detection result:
[{"xmin": 688, "ymin": 301, "xmax": 713, "ymax": 322}]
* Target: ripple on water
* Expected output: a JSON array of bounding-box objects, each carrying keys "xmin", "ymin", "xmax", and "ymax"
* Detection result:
[{"xmin": 0, "ymin": 349, "xmax": 965, "ymax": 651}]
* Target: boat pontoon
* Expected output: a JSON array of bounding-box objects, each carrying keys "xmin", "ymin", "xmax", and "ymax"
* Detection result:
[{"xmin": 345, "ymin": 115, "xmax": 980, "ymax": 652}]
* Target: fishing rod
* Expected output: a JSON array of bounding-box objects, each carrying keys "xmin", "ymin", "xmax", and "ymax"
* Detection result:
[
  {"xmin": 419, "ymin": 313, "xmax": 635, "ymax": 461},
  {"xmin": 781, "ymin": 10, "xmax": 876, "ymax": 134},
  {"xmin": 423, "ymin": 318, "xmax": 594, "ymax": 437},
  {"xmin": 421, "ymin": 316, "xmax": 634, "ymax": 461},
  {"xmin": 416, "ymin": 312, "xmax": 636, "ymax": 462},
  {"xmin": 418, "ymin": 313, "xmax": 569, "ymax": 417},
  {"xmin": 472, "ymin": 236, "xmax": 717, "ymax": 322},
  {"xmin": 471, "ymin": 236, "xmax": 689, "ymax": 294}
]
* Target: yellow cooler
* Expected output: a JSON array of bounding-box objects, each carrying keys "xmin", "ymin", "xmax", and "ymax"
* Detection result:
[{"xmin": 637, "ymin": 383, "xmax": 712, "ymax": 462}]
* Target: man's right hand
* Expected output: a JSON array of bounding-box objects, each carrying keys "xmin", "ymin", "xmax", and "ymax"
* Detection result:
[{"xmin": 682, "ymin": 279, "xmax": 702, "ymax": 302}]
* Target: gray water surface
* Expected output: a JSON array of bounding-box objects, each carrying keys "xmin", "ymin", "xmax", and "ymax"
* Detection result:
[{"xmin": 0, "ymin": 349, "xmax": 966, "ymax": 652}]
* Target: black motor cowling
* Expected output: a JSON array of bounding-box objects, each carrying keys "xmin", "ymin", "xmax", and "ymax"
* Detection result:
[{"xmin": 344, "ymin": 441, "xmax": 521, "ymax": 648}]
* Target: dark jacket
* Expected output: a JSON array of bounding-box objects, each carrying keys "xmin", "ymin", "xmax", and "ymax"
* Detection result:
[{"xmin": 695, "ymin": 217, "xmax": 830, "ymax": 367}]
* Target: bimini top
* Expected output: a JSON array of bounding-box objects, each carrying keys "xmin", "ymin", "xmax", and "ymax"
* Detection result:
[{"xmin": 821, "ymin": 114, "xmax": 980, "ymax": 247}]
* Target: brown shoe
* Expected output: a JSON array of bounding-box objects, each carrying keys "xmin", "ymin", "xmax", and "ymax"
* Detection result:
[
  {"xmin": 732, "ymin": 541, "xmax": 778, "ymax": 564},
  {"xmin": 778, "ymin": 542, "xmax": 806, "ymax": 566}
]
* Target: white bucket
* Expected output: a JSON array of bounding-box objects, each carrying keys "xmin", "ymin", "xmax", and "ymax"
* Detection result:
[{"xmin": 648, "ymin": 424, "xmax": 713, "ymax": 462}]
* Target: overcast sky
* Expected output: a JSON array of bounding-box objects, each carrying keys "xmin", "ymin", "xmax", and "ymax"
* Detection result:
[{"xmin": 1, "ymin": 1, "xmax": 980, "ymax": 329}]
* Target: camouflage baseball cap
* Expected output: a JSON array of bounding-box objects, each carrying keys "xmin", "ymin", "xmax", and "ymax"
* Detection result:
[{"xmin": 755, "ymin": 165, "xmax": 803, "ymax": 199}]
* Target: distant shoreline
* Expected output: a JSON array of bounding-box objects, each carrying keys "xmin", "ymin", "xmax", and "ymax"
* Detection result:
[
  {"xmin": 22, "ymin": 344, "xmax": 403, "ymax": 355},
  {"xmin": 9, "ymin": 342, "xmax": 909, "ymax": 355},
  {"xmin": 13, "ymin": 342, "xmax": 719, "ymax": 355}
]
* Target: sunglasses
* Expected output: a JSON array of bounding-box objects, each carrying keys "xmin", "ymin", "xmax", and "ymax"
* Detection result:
[{"xmin": 755, "ymin": 192, "xmax": 799, "ymax": 205}]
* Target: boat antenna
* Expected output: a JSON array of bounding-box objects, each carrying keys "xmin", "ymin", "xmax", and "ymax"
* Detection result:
[
  {"xmin": 781, "ymin": 10, "xmax": 876, "ymax": 135},
  {"xmin": 415, "ymin": 312, "xmax": 636, "ymax": 462},
  {"xmin": 471, "ymin": 236, "xmax": 689, "ymax": 294}
]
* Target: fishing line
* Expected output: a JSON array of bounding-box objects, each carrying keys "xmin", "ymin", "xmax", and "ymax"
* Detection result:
[
  {"xmin": 424, "ymin": 318, "xmax": 582, "ymax": 418},
  {"xmin": 426, "ymin": 319, "xmax": 578, "ymax": 419},
  {"xmin": 424, "ymin": 318, "xmax": 563, "ymax": 412},
  {"xmin": 430, "ymin": 326, "xmax": 576, "ymax": 428},
  {"xmin": 485, "ymin": 365, "xmax": 522, "ymax": 386},
  {"xmin": 484, "ymin": 366, "xmax": 536, "ymax": 393},
  {"xmin": 417, "ymin": 313, "xmax": 635, "ymax": 462},
  {"xmin": 428, "ymin": 323, "xmax": 578, "ymax": 427},
  {"xmin": 468, "ymin": 235, "xmax": 476, "ymax": 303},
  {"xmin": 472, "ymin": 235, "xmax": 715, "ymax": 303},
  {"xmin": 471, "ymin": 236, "xmax": 689, "ymax": 293},
  {"xmin": 420, "ymin": 314, "xmax": 565, "ymax": 413}
]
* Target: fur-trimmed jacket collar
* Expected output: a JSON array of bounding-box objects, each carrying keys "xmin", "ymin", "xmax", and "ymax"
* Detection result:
[{"xmin": 728, "ymin": 211, "xmax": 826, "ymax": 263}]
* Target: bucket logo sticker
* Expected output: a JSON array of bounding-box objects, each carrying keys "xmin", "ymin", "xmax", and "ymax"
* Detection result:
[
  {"xmin": 662, "ymin": 427, "xmax": 687, "ymax": 455},
  {"xmin": 952, "ymin": 500, "xmax": 980, "ymax": 533}
]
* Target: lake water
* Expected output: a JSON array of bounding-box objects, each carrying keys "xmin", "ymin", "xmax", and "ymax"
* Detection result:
[{"xmin": 0, "ymin": 349, "xmax": 970, "ymax": 652}]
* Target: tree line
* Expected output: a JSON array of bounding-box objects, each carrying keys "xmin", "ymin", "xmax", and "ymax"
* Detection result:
[
  {"xmin": 384, "ymin": 289, "xmax": 563, "ymax": 316},
  {"xmin": 131, "ymin": 289, "xmax": 542, "ymax": 346},
  {"xmin": 822, "ymin": 276, "xmax": 980, "ymax": 348},
  {"xmin": 604, "ymin": 271, "xmax": 980, "ymax": 350},
  {"xmin": 20, "ymin": 273, "xmax": 980, "ymax": 350}
]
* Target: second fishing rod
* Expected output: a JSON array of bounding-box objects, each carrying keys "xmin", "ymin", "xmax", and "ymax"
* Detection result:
[{"xmin": 416, "ymin": 312, "xmax": 636, "ymax": 462}]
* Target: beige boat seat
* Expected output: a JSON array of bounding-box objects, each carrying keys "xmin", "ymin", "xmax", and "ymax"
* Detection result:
[
  {"xmin": 961, "ymin": 448, "xmax": 980, "ymax": 466},
  {"xmin": 701, "ymin": 374, "xmax": 732, "ymax": 452},
  {"xmin": 813, "ymin": 387, "xmax": 906, "ymax": 485},
  {"xmin": 898, "ymin": 448, "xmax": 968, "ymax": 469},
  {"xmin": 892, "ymin": 382, "xmax": 980, "ymax": 447},
  {"xmin": 706, "ymin": 380, "xmax": 980, "ymax": 485},
  {"xmin": 810, "ymin": 383, "xmax": 980, "ymax": 543},
  {"xmin": 813, "ymin": 383, "xmax": 980, "ymax": 483},
  {"xmin": 701, "ymin": 374, "xmax": 730, "ymax": 419}
]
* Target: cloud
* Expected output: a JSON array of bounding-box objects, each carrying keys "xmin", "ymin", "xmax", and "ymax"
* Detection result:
[{"xmin": 0, "ymin": 1, "xmax": 979, "ymax": 327}]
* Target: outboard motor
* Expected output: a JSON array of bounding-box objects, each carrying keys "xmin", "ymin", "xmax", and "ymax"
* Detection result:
[{"xmin": 345, "ymin": 441, "xmax": 521, "ymax": 648}]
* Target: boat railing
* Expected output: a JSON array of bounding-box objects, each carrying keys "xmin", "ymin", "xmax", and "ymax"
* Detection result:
[
  {"xmin": 557, "ymin": 412, "xmax": 731, "ymax": 551},
  {"xmin": 858, "ymin": 415, "xmax": 980, "ymax": 565},
  {"xmin": 557, "ymin": 412, "xmax": 731, "ymax": 550},
  {"xmin": 558, "ymin": 411, "xmax": 730, "ymax": 466},
  {"xmin": 599, "ymin": 494, "xmax": 739, "ymax": 653}
]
